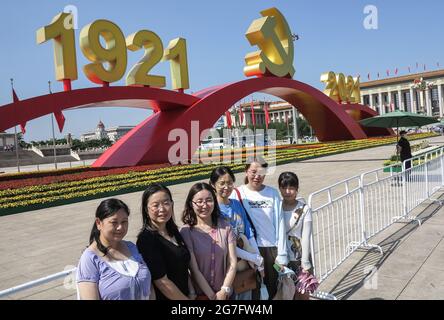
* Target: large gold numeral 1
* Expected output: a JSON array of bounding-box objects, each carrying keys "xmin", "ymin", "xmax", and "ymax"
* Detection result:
[
  {"xmin": 126, "ymin": 30, "xmax": 166, "ymax": 87},
  {"xmin": 164, "ymin": 38, "xmax": 190, "ymax": 90},
  {"xmin": 80, "ymin": 20, "xmax": 127, "ymax": 84},
  {"xmin": 36, "ymin": 12, "xmax": 78, "ymax": 81}
]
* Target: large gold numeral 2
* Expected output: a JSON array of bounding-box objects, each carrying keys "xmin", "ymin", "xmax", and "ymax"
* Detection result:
[{"xmin": 126, "ymin": 30, "xmax": 166, "ymax": 87}]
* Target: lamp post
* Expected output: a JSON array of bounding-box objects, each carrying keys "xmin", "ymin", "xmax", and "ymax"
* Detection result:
[
  {"xmin": 48, "ymin": 81, "xmax": 58, "ymax": 170},
  {"xmin": 10, "ymin": 79, "xmax": 20, "ymax": 172}
]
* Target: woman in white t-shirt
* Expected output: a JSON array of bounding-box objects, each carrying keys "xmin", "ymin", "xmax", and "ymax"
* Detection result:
[
  {"xmin": 278, "ymin": 171, "xmax": 315, "ymax": 300},
  {"xmin": 231, "ymin": 157, "xmax": 287, "ymax": 300}
]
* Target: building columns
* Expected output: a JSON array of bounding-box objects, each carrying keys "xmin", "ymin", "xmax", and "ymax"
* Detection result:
[
  {"xmin": 409, "ymin": 88, "xmax": 416, "ymax": 113},
  {"xmin": 378, "ymin": 92, "xmax": 383, "ymax": 114},
  {"xmin": 425, "ymin": 89, "xmax": 432, "ymax": 116},
  {"xmin": 387, "ymin": 91, "xmax": 392, "ymax": 112},
  {"xmin": 397, "ymin": 89, "xmax": 403, "ymax": 110}
]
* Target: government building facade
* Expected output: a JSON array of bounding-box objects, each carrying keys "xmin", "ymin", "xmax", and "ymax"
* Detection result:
[{"xmin": 360, "ymin": 70, "xmax": 444, "ymax": 117}]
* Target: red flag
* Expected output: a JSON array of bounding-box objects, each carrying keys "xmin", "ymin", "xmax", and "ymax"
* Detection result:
[
  {"xmin": 225, "ymin": 111, "xmax": 232, "ymax": 129},
  {"xmin": 250, "ymin": 100, "xmax": 256, "ymax": 127},
  {"xmin": 54, "ymin": 111, "xmax": 66, "ymax": 132},
  {"xmin": 264, "ymin": 103, "xmax": 270, "ymax": 130},
  {"xmin": 238, "ymin": 105, "xmax": 244, "ymax": 124},
  {"xmin": 12, "ymin": 88, "xmax": 26, "ymax": 134}
]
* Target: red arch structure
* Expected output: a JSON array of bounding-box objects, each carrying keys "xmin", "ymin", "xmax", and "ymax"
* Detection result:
[{"xmin": 0, "ymin": 77, "xmax": 391, "ymax": 167}]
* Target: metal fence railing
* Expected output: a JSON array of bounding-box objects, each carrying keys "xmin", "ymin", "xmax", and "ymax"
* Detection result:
[
  {"xmin": 2, "ymin": 147, "xmax": 444, "ymax": 300},
  {"xmin": 308, "ymin": 146, "xmax": 444, "ymax": 298}
]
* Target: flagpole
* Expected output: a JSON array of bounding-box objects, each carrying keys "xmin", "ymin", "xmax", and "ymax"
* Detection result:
[
  {"xmin": 48, "ymin": 81, "xmax": 58, "ymax": 170},
  {"xmin": 10, "ymin": 79, "xmax": 20, "ymax": 173}
]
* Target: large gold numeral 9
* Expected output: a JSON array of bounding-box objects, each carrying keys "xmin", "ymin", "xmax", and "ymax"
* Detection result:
[
  {"xmin": 126, "ymin": 30, "xmax": 166, "ymax": 87},
  {"xmin": 80, "ymin": 20, "xmax": 127, "ymax": 84},
  {"xmin": 36, "ymin": 13, "xmax": 78, "ymax": 81},
  {"xmin": 164, "ymin": 38, "xmax": 190, "ymax": 90},
  {"xmin": 244, "ymin": 7, "xmax": 295, "ymax": 78}
]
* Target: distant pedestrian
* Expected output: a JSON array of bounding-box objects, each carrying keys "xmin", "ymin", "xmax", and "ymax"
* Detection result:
[{"xmin": 397, "ymin": 130, "xmax": 413, "ymax": 170}]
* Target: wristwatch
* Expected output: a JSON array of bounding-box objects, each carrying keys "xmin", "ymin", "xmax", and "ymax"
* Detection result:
[{"xmin": 221, "ymin": 286, "xmax": 231, "ymax": 294}]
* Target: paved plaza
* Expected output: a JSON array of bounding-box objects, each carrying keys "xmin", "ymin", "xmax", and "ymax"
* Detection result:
[{"xmin": 1, "ymin": 136, "xmax": 444, "ymax": 300}]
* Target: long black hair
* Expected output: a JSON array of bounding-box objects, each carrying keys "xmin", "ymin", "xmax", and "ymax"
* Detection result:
[
  {"xmin": 139, "ymin": 183, "xmax": 185, "ymax": 246},
  {"xmin": 89, "ymin": 198, "xmax": 130, "ymax": 256},
  {"xmin": 182, "ymin": 182, "xmax": 220, "ymax": 227}
]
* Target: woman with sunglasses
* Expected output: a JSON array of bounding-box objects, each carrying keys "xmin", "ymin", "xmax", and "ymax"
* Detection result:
[{"xmin": 180, "ymin": 182, "xmax": 237, "ymax": 300}]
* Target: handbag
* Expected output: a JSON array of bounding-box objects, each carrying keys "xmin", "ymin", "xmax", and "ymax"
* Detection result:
[{"xmin": 232, "ymin": 267, "xmax": 258, "ymax": 294}]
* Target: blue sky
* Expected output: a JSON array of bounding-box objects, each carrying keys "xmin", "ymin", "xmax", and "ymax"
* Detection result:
[{"xmin": 1, "ymin": 0, "xmax": 443, "ymax": 141}]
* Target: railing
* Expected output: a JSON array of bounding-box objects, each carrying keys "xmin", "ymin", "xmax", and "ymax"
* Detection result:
[
  {"xmin": 2, "ymin": 147, "xmax": 443, "ymax": 300},
  {"xmin": 308, "ymin": 146, "xmax": 444, "ymax": 298}
]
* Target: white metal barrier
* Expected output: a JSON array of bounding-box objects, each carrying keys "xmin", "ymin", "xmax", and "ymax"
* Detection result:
[
  {"xmin": 0, "ymin": 268, "xmax": 76, "ymax": 299},
  {"xmin": 308, "ymin": 146, "xmax": 444, "ymax": 296},
  {"xmin": 2, "ymin": 147, "xmax": 444, "ymax": 300}
]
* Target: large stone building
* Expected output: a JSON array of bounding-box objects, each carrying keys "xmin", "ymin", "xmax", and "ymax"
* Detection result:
[
  {"xmin": 360, "ymin": 69, "xmax": 444, "ymax": 117},
  {"xmin": 224, "ymin": 100, "xmax": 299, "ymax": 127},
  {"xmin": 0, "ymin": 132, "xmax": 16, "ymax": 151},
  {"xmin": 80, "ymin": 121, "xmax": 135, "ymax": 142}
]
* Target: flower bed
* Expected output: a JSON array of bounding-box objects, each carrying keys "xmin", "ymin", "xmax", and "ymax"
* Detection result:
[{"xmin": 0, "ymin": 132, "xmax": 436, "ymax": 215}]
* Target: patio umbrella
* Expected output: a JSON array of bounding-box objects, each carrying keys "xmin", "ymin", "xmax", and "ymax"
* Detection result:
[{"xmin": 359, "ymin": 110, "xmax": 438, "ymax": 141}]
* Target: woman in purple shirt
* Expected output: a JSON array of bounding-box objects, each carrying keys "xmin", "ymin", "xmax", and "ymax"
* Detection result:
[
  {"xmin": 180, "ymin": 183, "xmax": 237, "ymax": 300},
  {"xmin": 76, "ymin": 198, "xmax": 153, "ymax": 300}
]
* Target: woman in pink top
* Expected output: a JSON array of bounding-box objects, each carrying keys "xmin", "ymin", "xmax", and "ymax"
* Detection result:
[{"xmin": 180, "ymin": 182, "xmax": 237, "ymax": 300}]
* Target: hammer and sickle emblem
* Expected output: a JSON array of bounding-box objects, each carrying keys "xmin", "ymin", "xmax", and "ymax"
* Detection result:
[{"xmin": 243, "ymin": 7, "xmax": 295, "ymax": 78}]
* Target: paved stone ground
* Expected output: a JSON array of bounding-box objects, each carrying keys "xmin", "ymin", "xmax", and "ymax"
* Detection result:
[{"xmin": 1, "ymin": 136, "xmax": 443, "ymax": 300}]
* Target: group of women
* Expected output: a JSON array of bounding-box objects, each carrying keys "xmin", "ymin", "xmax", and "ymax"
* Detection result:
[{"xmin": 76, "ymin": 157, "xmax": 315, "ymax": 300}]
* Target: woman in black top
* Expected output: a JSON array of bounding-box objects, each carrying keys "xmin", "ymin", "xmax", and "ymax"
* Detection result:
[{"xmin": 137, "ymin": 183, "xmax": 195, "ymax": 300}]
